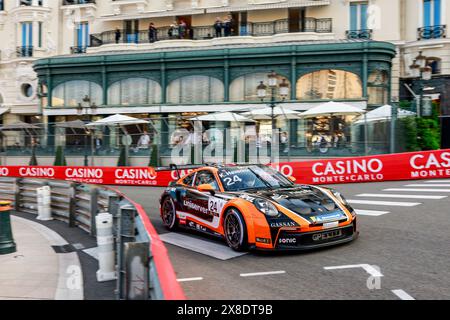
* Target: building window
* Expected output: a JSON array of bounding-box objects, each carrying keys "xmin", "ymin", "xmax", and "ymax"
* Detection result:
[
  {"xmin": 350, "ymin": 1, "xmax": 368, "ymax": 31},
  {"xmin": 167, "ymin": 75, "xmax": 224, "ymax": 104},
  {"xmin": 108, "ymin": 78, "xmax": 162, "ymax": 105},
  {"xmin": 0, "ymin": 0, "xmax": 4, "ymax": 11},
  {"xmin": 296, "ymin": 70, "xmax": 363, "ymax": 100},
  {"xmin": 38, "ymin": 22, "xmax": 43, "ymax": 48},
  {"xmin": 229, "ymin": 72, "xmax": 290, "ymax": 102},
  {"xmin": 52, "ymin": 80, "xmax": 102, "ymax": 107},
  {"xmin": 367, "ymin": 70, "xmax": 389, "ymax": 105},
  {"xmin": 21, "ymin": 22, "xmax": 33, "ymax": 48},
  {"xmin": 427, "ymin": 57, "xmax": 442, "ymax": 74},
  {"xmin": 21, "ymin": 83, "xmax": 34, "ymax": 98},
  {"xmin": 423, "ymin": 0, "xmax": 441, "ymax": 28},
  {"xmin": 76, "ymin": 22, "xmax": 89, "ymax": 51}
]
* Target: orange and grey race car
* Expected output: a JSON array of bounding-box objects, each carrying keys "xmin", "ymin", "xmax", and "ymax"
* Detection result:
[{"xmin": 159, "ymin": 164, "xmax": 358, "ymax": 251}]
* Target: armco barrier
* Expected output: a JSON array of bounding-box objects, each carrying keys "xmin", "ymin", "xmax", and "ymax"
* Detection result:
[
  {"xmin": 0, "ymin": 177, "xmax": 185, "ymax": 300},
  {"xmin": 0, "ymin": 149, "xmax": 449, "ymax": 186}
]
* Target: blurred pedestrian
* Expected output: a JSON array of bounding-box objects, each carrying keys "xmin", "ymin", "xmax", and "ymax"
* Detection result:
[
  {"xmin": 169, "ymin": 21, "xmax": 178, "ymax": 39},
  {"xmin": 223, "ymin": 15, "xmax": 233, "ymax": 36},
  {"xmin": 179, "ymin": 20, "xmax": 187, "ymax": 39},
  {"xmin": 148, "ymin": 22, "xmax": 157, "ymax": 43},
  {"xmin": 214, "ymin": 17, "xmax": 222, "ymax": 37},
  {"xmin": 115, "ymin": 28, "xmax": 121, "ymax": 44}
]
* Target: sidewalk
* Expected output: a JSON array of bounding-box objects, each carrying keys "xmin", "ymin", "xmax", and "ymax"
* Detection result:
[{"xmin": 0, "ymin": 215, "xmax": 83, "ymax": 300}]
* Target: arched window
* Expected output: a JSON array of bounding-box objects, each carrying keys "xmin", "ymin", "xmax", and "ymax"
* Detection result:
[
  {"xmin": 108, "ymin": 78, "xmax": 162, "ymax": 105},
  {"xmin": 296, "ymin": 70, "xmax": 363, "ymax": 100},
  {"xmin": 167, "ymin": 75, "xmax": 224, "ymax": 104},
  {"xmin": 52, "ymin": 80, "xmax": 102, "ymax": 107},
  {"xmin": 368, "ymin": 70, "xmax": 389, "ymax": 105},
  {"xmin": 230, "ymin": 72, "xmax": 290, "ymax": 102}
]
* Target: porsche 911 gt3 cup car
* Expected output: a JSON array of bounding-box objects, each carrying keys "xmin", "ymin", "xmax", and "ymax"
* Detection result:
[{"xmin": 159, "ymin": 164, "xmax": 358, "ymax": 251}]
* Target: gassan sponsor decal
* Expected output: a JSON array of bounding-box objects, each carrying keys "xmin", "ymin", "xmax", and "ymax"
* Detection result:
[
  {"xmin": 311, "ymin": 159, "xmax": 384, "ymax": 183},
  {"xmin": 270, "ymin": 221, "xmax": 297, "ymax": 228},
  {"xmin": 409, "ymin": 152, "xmax": 450, "ymax": 178}
]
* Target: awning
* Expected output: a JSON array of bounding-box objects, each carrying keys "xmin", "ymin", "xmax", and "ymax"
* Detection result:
[
  {"xmin": 100, "ymin": 8, "xmax": 205, "ymax": 21},
  {"xmin": 206, "ymin": 0, "xmax": 331, "ymax": 13}
]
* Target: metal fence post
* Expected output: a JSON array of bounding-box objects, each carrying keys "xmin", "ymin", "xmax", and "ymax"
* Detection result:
[
  {"xmin": 68, "ymin": 182, "xmax": 77, "ymax": 228},
  {"xmin": 89, "ymin": 187, "xmax": 99, "ymax": 236}
]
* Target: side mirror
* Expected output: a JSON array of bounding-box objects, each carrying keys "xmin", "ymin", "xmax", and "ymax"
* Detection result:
[
  {"xmin": 287, "ymin": 176, "xmax": 296, "ymax": 183},
  {"xmin": 197, "ymin": 184, "xmax": 215, "ymax": 195}
]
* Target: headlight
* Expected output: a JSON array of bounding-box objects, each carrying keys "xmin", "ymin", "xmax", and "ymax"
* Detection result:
[
  {"xmin": 331, "ymin": 190, "xmax": 356, "ymax": 218},
  {"xmin": 254, "ymin": 198, "xmax": 279, "ymax": 217}
]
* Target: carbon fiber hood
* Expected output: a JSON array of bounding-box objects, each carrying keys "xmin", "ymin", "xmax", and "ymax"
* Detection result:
[{"xmin": 243, "ymin": 186, "xmax": 338, "ymax": 217}]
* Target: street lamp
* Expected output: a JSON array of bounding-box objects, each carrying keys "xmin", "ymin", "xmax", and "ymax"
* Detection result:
[
  {"xmin": 77, "ymin": 96, "xmax": 97, "ymax": 166},
  {"xmin": 256, "ymin": 71, "xmax": 290, "ymax": 163},
  {"xmin": 410, "ymin": 51, "xmax": 433, "ymax": 117}
]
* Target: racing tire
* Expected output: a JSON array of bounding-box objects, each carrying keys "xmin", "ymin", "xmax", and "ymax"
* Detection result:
[
  {"xmin": 161, "ymin": 197, "xmax": 178, "ymax": 231},
  {"xmin": 223, "ymin": 208, "xmax": 248, "ymax": 252}
]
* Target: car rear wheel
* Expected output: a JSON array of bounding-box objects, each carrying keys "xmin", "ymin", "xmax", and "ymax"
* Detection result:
[
  {"xmin": 224, "ymin": 208, "xmax": 248, "ymax": 252},
  {"xmin": 161, "ymin": 197, "xmax": 178, "ymax": 230}
]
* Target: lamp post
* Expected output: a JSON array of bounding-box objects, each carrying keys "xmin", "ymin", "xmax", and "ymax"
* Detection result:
[
  {"xmin": 410, "ymin": 51, "xmax": 432, "ymax": 117},
  {"xmin": 256, "ymin": 71, "xmax": 289, "ymax": 163},
  {"xmin": 77, "ymin": 96, "xmax": 97, "ymax": 166}
]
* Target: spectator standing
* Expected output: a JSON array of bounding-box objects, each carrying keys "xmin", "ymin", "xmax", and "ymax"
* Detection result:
[
  {"xmin": 178, "ymin": 20, "xmax": 187, "ymax": 39},
  {"xmin": 168, "ymin": 21, "xmax": 178, "ymax": 39},
  {"xmin": 214, "ymin": 17, "xmax": 222, "ymax": 37},
  {"xmin": 280, "ymin": 132, "xmax": 289, "ymax": 154},
  {"xmin": 136, "ymin": 130, "xmax": 151, "ymax": 151},
  {"xmin": 115, "ymin": 28, "xmax": 121, "ymax": 44},
  {"xmin": 148, "ymin": 23, "xmax": 157, "ymax": 43},
  {"xmin": 223, "ymin": 15, "xmax": 233, "ymax": 36}
]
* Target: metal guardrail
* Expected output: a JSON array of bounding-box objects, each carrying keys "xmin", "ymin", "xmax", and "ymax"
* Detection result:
[{"xmin": 0, "ymin": 177, "xmax": 184, "ymax": 300}]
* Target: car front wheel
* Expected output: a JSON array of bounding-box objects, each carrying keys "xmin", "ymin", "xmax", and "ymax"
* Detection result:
[{"xmin": 223, "ymin": 208, "xmax": 248, "ymax": 251}]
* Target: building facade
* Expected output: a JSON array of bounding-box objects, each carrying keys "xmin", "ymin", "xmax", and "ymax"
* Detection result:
[{"xmin": 0, "ymin": 0, "xmax": 448, "ymax": 159}]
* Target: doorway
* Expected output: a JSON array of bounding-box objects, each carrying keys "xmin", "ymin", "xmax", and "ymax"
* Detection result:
[
  {"xmin": 288, "ymin": 8, "xmax": 306, "ymax": 33},
  {"xmin": 176, "ymin": 15, "xmax": 192, "ymax": 39},
  {"xmin": 123, "ymin": 20, "xmax": 139, "ymax": 43}
]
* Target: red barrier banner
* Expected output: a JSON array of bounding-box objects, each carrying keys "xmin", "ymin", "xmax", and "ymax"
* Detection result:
[
  {"xmin": 273, "ymin": 149, "xmax": 450, "ymax": 185},
  {"xmin": 0, "ymin": 149, "xmax": 449, "ymax": 186}
]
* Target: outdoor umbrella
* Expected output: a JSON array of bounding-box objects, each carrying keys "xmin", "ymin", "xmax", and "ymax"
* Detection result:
[
  {"xmin": 86, "ymin": 114, "xmax": 149, "ymax": 127},
  {"xmin": 189, "ymin": 112, "xmax": 255, "ymax": 122},
  {"xmin": 299, "ymin": 101, "xmax": 366, "ymax": 118},
  {"xmin": 55, "ymin": 120, "xmax": 87, "ymax": 129},
  {"xmin": 242, "ymin": 106, "xmax": 301, "ymax": 120},
  {"xmin": 354, "ymin": 105, "xmax": 416, "ymax": 124}
]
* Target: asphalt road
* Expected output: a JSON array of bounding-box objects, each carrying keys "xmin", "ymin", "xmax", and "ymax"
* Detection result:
[{"xmin": 118, "ymin": 179, "xmax": 450, "ymax": 300}]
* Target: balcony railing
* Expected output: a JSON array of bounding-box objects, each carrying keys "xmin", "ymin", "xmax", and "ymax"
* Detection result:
[
  {"xmin": 62, "ymin": 0, "xmax": 96, "ymax": 5},
  {"xmin": 16, "ymin": 46, "xmax": 33, "ymax": 57},
  {"xmin": 71, "ymin": 46, "xmax": 88, "ymax": 54},
  {"xmin": 418, "ymin": 25, "xmax": 447, "ymax": 40},
  {"xmin": 89, "ymin": 18, "xmax": 332, "ymax": 47},
  {"xmin": 346, "ymin": 29, "xmax": 373, "ymax": 40}
]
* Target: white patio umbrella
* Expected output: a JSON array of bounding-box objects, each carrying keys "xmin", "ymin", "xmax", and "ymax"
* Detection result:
[
  {"xmin": 242, "ymin": 106, "xmax": 301, "ymax": 120},
  {"xmin": 354, "ymin": 105, "xmax": 416, "ymax": 124},
  {"xmin": 299, "ymin": 101, "xmax": 366, "ymax": 118},
  {"xmin": 86, "ymin": 114, "xmax": 149, "ymax": 127},
  {"xmin": 189, "ymin": 112, "xmax": 255, "ymax": 122}
]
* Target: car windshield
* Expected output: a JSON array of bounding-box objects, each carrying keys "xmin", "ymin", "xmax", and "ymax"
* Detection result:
[{"xmin": 218, "ymin": 165, "xmax": 294, "ymax": 191}]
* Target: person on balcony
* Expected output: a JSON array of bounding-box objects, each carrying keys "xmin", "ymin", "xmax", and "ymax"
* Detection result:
[
  {"xmin": 148, "ymin": 23, "xmax": 157, "ymax": 43},
  {"xmin": 115, "ymin": 28, "xmax": 121, "ymax": 44},
  {"xmin": 223, "ymin": 15, "xmax": 233, "ymax": 37},
  {"xmin": 169, "ymin": 21, "xmax": 179, "ymax": 39},
  {"xmin": 214, "ymin": 17, "xmax": 222, "ymax": 37},
  {"xmin": 178, "ymin": 20, "xmax": 187, "ymax": 39}
]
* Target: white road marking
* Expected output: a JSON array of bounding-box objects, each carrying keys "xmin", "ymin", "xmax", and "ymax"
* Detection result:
[
  {"xmin": 240, "ymin": 271, "xmax": 286, "ymax": 277},
  {"xmin": 82, "ymin": 247, "xmax": 99, "ymax": 260},
  {"xmin": 384, "ymin": 188, "xmax": 450, "ymax": 193},
  {"xmin": 355, "ymin": 209, "xmax": 390, "ymax": 216},
  {"xmin": 426, "ymin": 180, "xmax": 450, "ymax": 183},
  {"xmin": 347, "ymin": 199, "xmax": 421, "ymax": 207},
  {"xmin": 356, "ymin": 193, "xmax": 447, "ymax": 200},
  {"xmin": 159, "ymin": 232, "xmax": 247, "ymax": 260},
  {"xmin": 392, "ymin": 289, "xmax": 415, "ymax": 300},
  {"xmin": 405, "ymin": 184, "xmax": 450, "ymax": 187},
  {"xmin": 324, "ymin": 264, "xmax": 383, "ymax": 277},
  {"xmin": 177, "ymin": 277, "xmax": 204, "ymax": 282}
]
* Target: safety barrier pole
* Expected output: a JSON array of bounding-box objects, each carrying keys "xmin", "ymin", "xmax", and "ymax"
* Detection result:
[{"xmin": 0, "ymin": 201, "xmax": 16, "ymax": 255}]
